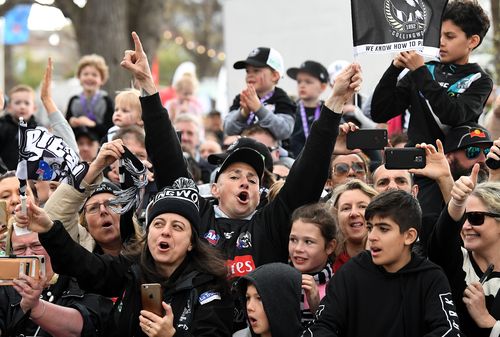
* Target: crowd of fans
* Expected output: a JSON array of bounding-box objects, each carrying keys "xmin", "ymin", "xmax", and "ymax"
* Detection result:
[{"xmin": 0, "ymin": 1, "xmax": 499, "ymax": 336}]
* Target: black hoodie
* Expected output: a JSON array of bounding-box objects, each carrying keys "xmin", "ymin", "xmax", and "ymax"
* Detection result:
[
  {"xmin": 371, "ymin": 61, "xmax": 492, "ymax": 147},
  {"xmin": 237, "ymin": 263, "xmax": 303, "ymax": 337},
  {"xmin": 303, "ymin": 251, "xmax": 463, "ymax": 337}
]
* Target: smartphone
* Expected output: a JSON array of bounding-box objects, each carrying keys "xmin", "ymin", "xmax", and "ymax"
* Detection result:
[
  {"xmin": 346, "ymin": 129, "xmax": 388, "ymax": 150},
  {"xmin": 486, "ymin": 157, "xmax": 500, "ymax": 170},
  {"xmin": 0, "ymin": 200, "xmax": 8, "ymax": 229},
  {"xmin": 141, "ymin": 283, "xmax": 163, "ymax": 316},
  {"xmin": 384, "ymin": 148, "xmax": 426, "ymax": 169},
  {"xmin": 0, "ymin": 255, "xmax": 46, "ymax": 286}
]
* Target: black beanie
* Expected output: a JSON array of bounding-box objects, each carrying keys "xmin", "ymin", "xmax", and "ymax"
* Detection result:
[{"xmin": 146, "ymin": 177, "xmax": 201, "ymax": 229}]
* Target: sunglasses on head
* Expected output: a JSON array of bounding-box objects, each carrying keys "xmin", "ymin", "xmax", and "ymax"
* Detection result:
[
  {"xmin": 464, "ymin": 146, "xmax": 490, "ymax": 160},
  {"xmin": 464, "ymin": 211, "xmax": 500, "ymax": 226},
  {"xmin": 333, "ymin": 162, "xmax": 366, "ymax": 176}
]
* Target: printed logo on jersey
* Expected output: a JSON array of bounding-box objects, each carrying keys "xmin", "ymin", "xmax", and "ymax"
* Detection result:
[
  {"xmin": 236, "ymin": 231, "xmax": 252, "ymax": 249},
  {"xmin": 439, "ymin": 293, "xmax": 461, "ymax": 335},
  {"xmin": 198, "ymin": 291, "xmax": 221, "ymax": 305},
  {"xmin": 204, "ymin": 230, "xmax": 220, "ymax": 246},
  {"xmin": 227, "ymin": 255, "xmax": 256, "ymax": 278}
]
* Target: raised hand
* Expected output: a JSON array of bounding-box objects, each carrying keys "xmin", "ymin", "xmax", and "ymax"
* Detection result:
[
  {"xmin": 333, "ymin": 122, "xmax": 361, "ymax": 155},
  {"xmin": 40, "ymin": 58, "xmax": 57, "ymax": 114},
  {"xmin": 326, "ymin": 63, "xmax": 362, "ymax": 113},
  {"xmin": 448, "ymin": 163, "xmax": 479, "ymax": 220},
  {"xmin": 120, "ymin": 32, "xmax": 156, "ymax": 95},
  {"xmin": 13, "ymin": 273, "xmax": 47, "ymax": 315},
  {"xmin": 14, "ymin": 199, "xmax": 53, "ymax": 233},
  {"xmin": 398, "ymin": 51, "xmax": 425, "ymax": 71}
]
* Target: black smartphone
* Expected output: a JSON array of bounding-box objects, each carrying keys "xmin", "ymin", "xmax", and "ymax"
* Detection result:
[
  {"xmin": 141, "ymin": 283, "xmax": 163, "ymax": 316},
  {"xmin": 384, "ymin": 148, "xmax": 426, "ymax": 169},
  {"xmin": 346, "ymin": 129, "xmax": 388, "ymax": 150},
  {"xmin": 486, "ymin": 157, "xmax": 500, "ymax": 170}
]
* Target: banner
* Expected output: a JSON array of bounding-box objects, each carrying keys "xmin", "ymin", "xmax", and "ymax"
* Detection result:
[
  {"xmin": 16, "ymin": 119, "xmax": 89, "ymax": 190},
  {"xmin": 351, "ymin": 0, "xmax": 448, "ymax": 57},
  {"xmin": 4, "ymin": 4, "xmax": 31, "ymax": 45}
]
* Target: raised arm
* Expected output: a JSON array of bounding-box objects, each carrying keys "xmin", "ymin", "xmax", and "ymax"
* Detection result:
[
  {"xmin": 41, "ymin": 58, "xmax": 78, "ymax": 153},
  {"xmin": 121, "ymin": 32, "xmax": 189, "ymax": 189}
]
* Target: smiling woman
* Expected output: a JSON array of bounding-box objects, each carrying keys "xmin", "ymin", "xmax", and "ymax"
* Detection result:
[
  {"xmin": 22, "ymin": 177, "xmax": 234, "ymax": 337},
  {"xmin": 428, "ymin": 175, "xmax": 500, "ymax": 337}
]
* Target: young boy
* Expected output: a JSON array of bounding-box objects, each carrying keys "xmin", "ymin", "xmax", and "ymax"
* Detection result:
[
  {"xmin": 224, "ymin": 47, "xmax": 296, "ymax": 141},
  {"xmin": 66, "ymin": 54, "xmax": 114, "ymax": 139},
  {"xmin": 238, "ymin": 263, "xmax": 303, "ymax": 337},
  {"xmin": 303, "ymin": 190, "xmax": 462, "ymax": 337},
  {"xmin": 287, "ymin": 60, "xmax": 329, "ymax": 157},
  {"xmin": 370, "ymin": 0, "xmax": 492, "ymax": 147},
  {"xmin": 0, "ymin": 85, "xmax": 38, "ymax": 171}
]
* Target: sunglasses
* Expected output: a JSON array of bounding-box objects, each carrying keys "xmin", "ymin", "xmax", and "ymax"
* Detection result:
[
  {"xmin": 464, "ymin": 211, "xmax": 500, "ymax": 226},
  {"xmin": 464, "ymin": 146, "xmax": 490, "ymax": 160},
  {"xmin": 333, "ymin": 162, "xmax": 366, "ymax": 176}
]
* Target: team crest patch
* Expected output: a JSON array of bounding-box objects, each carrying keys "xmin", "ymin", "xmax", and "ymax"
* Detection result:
[
  {"xmin": 199, "ymin": 291, "xmax": 221, "ymax": 305},
  {"xmin": 204, "ymin": 230, "xmax": 220, "ymax": 246},
  {"xmin": 236, "ymin": 231, "xmax": 252, "ymax": 249}
]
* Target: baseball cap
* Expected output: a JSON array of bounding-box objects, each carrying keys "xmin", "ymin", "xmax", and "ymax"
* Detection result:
[
  {"xmin": 208, "ymin": 138, "xmax": 270, "ymax": 182},
  {"xmin": 444, "ymin": 124, "xmax": 493, "ymax": 154},
  {"xmin": 327, "ymin": 60, "xmax": 350, "ymax": 86},
  {"xmin": 287, "ymin": 60, "xmax": 329, "ymax": 83},
  {"xmin": 233, "ymin": 47, "xmax": 285, "ymax": 78}
]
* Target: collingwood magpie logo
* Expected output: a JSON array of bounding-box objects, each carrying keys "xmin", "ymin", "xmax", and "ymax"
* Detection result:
[{"xmin": 385, "ymin": 0, "xmax": 427, "ymax": 39}]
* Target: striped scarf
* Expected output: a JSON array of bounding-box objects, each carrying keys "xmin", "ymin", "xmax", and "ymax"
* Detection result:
[{"xmin": 300, "ymin": 263, "xmax": 334, "ymax": 327}]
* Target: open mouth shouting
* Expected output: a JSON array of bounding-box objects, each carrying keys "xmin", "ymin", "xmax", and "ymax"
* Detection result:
[
  {"xmin": 158, "ymin": 241, "xmax": 170, "ymax": 251},
  {"xmin": 237, "ymin": 191, "xmax": 249, "ymax": 204}
]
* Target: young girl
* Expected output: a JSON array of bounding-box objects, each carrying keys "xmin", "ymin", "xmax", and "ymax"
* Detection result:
[
  {"xmin": 165, "ymin": 73, "xmax": 204, "ymax": 122},
  {"xmin": 289, "ymin": 202, "xmax": 338, "ymax": 326},
  {"xmin": 105, "ymin": 89, "xmax": 143, "ymax": 142},
  {"xmin": 66, "ymin": 54, "xmax": 114, "ymax": 139}
]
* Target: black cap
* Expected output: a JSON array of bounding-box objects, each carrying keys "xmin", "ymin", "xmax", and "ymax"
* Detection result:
[
  {"xmin": 74, "ymin": 126, "xmax": 99, "ymax": 142},
  {"xmin": 444, "ymin": 124, "xmax": 493, "ymax": 154},
  {"xmin": 208, "ymin": 138, "xmax": 271, "ymax": 182},
  {"xmin": 233, "ymin": 47, "xmax": 284, "ymax": 77},
  {"xmin": 287, "ymin": 60, "xmax": 329, "ymax": 83}
]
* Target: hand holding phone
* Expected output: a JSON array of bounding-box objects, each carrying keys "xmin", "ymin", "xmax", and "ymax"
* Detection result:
[
  {"xmin": 141, "ymin": 283, "xmax": 163, "ymax": 316},
  {"xmin": 0, "ymin": 255, "xmax": 46, "ymax": 286}
]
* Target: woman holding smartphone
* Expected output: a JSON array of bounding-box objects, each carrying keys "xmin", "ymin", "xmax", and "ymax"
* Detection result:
[
  {"xmin": 428, "ymin": 164, "xmax": 500, "ymax": 337},
  {"xmin": 15, "ymin": 177, "xmax": 233, "ymax": 337}
]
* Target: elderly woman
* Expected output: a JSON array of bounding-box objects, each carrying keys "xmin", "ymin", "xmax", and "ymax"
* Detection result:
[
  {"xmin": 16, "ymin": 177, "xmax": 233, "ymax": 337},
  {"xmin": 428, "ymin": 164, "xmax": 500, "ymax": 337}
]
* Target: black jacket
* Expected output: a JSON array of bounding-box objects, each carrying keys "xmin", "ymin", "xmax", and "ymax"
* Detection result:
[
  {"xmin": 0, "ymin": 113, "xmax": 37, "ymax": 170},
  {"xmin": 428, "ymin": 207, "xmax": 499, "ymax": 337},
  {"xmin": 39, "ymin": 221, "xmax": 233, "ymax": 337},
  {"xmin": 237, "ymin": 263, "xmax": 303, "ymax": 337},
  {"xmin": 371, "ymin": 61, "xmax": 493, "ymax": 147},
  {"xmin": 0, "ymin": 273, "xmax": 111, "ymax": 337},
  {"xmin": 303, "ymin": 251, "xmax": 462, "ymax": 337},
  {"xmin": 141, "ymin": 93, "xmax": 340, "ymax": 274}
]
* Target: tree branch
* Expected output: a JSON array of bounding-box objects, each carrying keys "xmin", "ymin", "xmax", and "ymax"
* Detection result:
[{"xmin": 53, "ymin": 0, "xmax": 82, "ymax": 23}]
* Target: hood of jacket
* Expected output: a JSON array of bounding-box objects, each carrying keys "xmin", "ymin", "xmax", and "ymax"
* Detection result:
[{"xmin": 237, "ymin": 263, "xmax": 302, "ymax": 337}]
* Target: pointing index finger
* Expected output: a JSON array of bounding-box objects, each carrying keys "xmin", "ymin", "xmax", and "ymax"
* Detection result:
[{"xmin": 131, "ymin": 31, "xmax": 144, "ymax": 54}]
